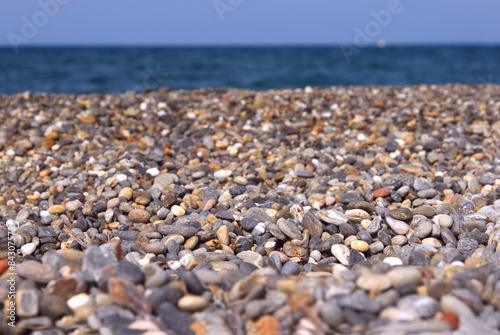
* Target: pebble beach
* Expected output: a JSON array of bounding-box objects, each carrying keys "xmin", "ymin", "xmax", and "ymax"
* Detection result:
[{"xmin": 1, "ymin": 84, "xmax": 500, "ymax": 334}]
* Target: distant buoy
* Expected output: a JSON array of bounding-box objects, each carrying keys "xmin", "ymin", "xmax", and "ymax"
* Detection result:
[{"xmin": 377, "ymin": 39, "xmax": 386, "ymax": 48}]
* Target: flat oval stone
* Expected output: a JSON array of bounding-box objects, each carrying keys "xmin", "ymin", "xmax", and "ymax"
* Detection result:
[
  {"xmin": 389, "ymin": 208, "xmax": 413, "ymax": 222},
  {"xmin": 178, "ymin": 295, "xmax": 209, "ymax": 312},
  {"xmin": 237, "ymin": 250, "xmax": 263, "ymax": 267},
  {"xmin": 119, "ymin": 187, "xmax": 133, "ymax": 200},
  {"xmin": 302, "ymin": 212, "xmax": 323, "ymax": 237},
  {"xmin": 385, "ymin": 216, "xmax": 410, "ymax": 235},
  {"xmin": 387, "ymin": 267, "xmax": 422, "ymax": 289},
  {"xmin": 48, "ymin": 205, "xmax": 65, "ymax": 214},
  {"xmin": 356, "ymin": 272, "xmax": 392, "ymax": 292},
  {"xmin": 171, "ymin": 205, "xmax": 186, "ymax": 217},
  {"xmin": 318, "ymin": 209, "xmax": 348, "ymax": 226},
  {"xmin": 284, "ymin": 246, "xmax": 308, "ymax": 259},
  {"xmin": 414, "ymin": 219, "xmax": 433, "ymax": 238},
  {"xmin": 413, "ymin": 205, "xmax": 437, "ymax": 218},
  {"xmin": 331, "ymin": 244, "xmax": 350, "ymax": 266},
  {"xmin": 345, "ymin": 209, "xmax": 370, "ymax": 224},
  {"xmin": 16, "ymin": 261, "xmax": 60, "ymax": 283},
  {"xmin": 351, "ymin": 240, "xmax": 369, "ymax": 253},
  {"xmin": 128, "ymin": 209, "xmax": 150, "ymax": 223},
  {"xmin": 457, "ymin": 238, "xmax": 478, "ymax": 253},
  {"xmin": 277, "ymin": 218, "xmax": 303, "ymax": 240},
  {"xmin": 339, "ymin": 191, "xmax": 364, "ymax": 204}
]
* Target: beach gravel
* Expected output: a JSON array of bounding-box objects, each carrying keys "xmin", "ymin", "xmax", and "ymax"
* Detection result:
[{"xmin": 1, "ymin": 84, "xmax": 500, "ymax": 334}]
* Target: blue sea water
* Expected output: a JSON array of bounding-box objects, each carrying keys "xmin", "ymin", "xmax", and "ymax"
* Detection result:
[{"xmin": 0, "ymin": 45, "xmax": 499, "ymax": 94}]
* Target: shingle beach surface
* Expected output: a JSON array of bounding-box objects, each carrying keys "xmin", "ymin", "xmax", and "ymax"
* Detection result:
[{"xmin": 1, "ymin": 85, "xmax": 500, "ymax": 334}]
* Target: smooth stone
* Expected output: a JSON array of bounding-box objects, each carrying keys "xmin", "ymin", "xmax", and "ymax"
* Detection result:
[
  {"xmin": 215, "ymin": 210, "xmax": 234, "ymax": 221},
  {"xmin": 239, "ymin": 262, "xmax": 258, "ymax": 276},
  {"xmin": 21, "ymin": 242, "xmax": 36, "ymax": 256},
  {"xmin": 356, "ymin": 273, "xmax": 392, "ymax": 292},
  {"xmin": 211, "ymin": 261, "xmax": 239, "ymax": 271},
  {"xmin": 379, "ymin": 307, "xmax": 419, "ymax": 321},
  {"xmin": 153, "ymin": 173, "xmax": 178, "ymax": 189},
  {"xmin": 177, "ymin": 295, "xmax": 209, "ymax": 312},
  {"xmin": 48, "ymin": 205, "xmax": 65, "ymax": 214},
  {"xmin": 281, "ymin": 261, "xmax": 301, "ymax": 275},
  {"xmin": 119, "ymin": 187, "xmax": 133, "ymax": 200},
  {"xmin": 387, "ymin": 267, "xmax": 422, "ymax": 288},
  {"xmin": 216, "ymin": 225, "xmax": 229, "ymax": 245},
  {"xmin": 413, "ymin": 205, "xmax": 437, "ymax": 218},
  {"xmin": 389, "ymin": 208, "xmax": 413, "ymax": 222},
  {"xmin": 320, "ymin": 300, "xmax": 343, "ymax": 327},
  {"xmin": 441, "ymin": 294, "xmax": 474, "ymax": 316},
  {"xmin": 385, "ymin": 216, "xmax": 410, "ymax": 235},
  {"xmin": 339, "ymin": 191, "xmax": 364, "ymax": 204},
  {"xmin": 383, "ymin": 257, "xmax": 403, "ymax": 266},
  {"xmin": 345, "ymin": 209, "xmax": 370, "ymax": 224},
  {"xmin": 16, "ymin": 288, "xmax": 40, "ymax": 317},
  {"xmin": 351, "ymin": 240, "xmax": 369, "ymax": 253},
  {"xmin": 157, "ymin": 303, "xmax": 193, "ymax": 335},
  {"xmin": 115, "ymin": 260, "xmax": 145, "ymax": 285},
  {"xmin": 144, "ymin": 242, "xmax": 167, "ymax": 255},
  {"xmin": 457, "ymin": 238, "xmax": 479, "ymax": 253},
  {"xmin": 128, "ymin": 209, "xmax": 150, "ymax": 223},
  {"xmin": 331, "ymin": 244, "xmax": 350, "ymax": 266},
  {"xmin": 297, "ymin": 170, "xmax": 314, "ymax": 178},
  {"xmin": 82, "ymin": 246, "xmax": 117, "ymax": 273},
  {"xmin": 65, "ymin": 200, "xmax": 81, "ymax": 212},
  {"xmin": 16, "ymin": 261, "xmax": 59, "ymax": 283},
  {"xmin": 245, "ymin": 299, "xmax": 277, "ymax": 320},
  {"xmin": 237, "ymin": 251, "xmax": 264, "ymax": 267},
  {"xmin": 243, "ymin": 207, "xmax": 272, "ymax": 223},
  {"xmin": 422, "ymin": 237, "xmax": 442, "ymax": 249},
  {"xmin": 415, "ymin": 219, "xmax": 433, "ymax": 238},
  {"xmin": 143, "ymin": 264, "xmax": 168, "ymax": 288},
  {"xmin": 337, "ymin": 290, "xmax": 381, "ymax": 313},
  {"xmin": 397, "ymin": 295, "xmax": 438, "ymax": 318},
  {"xmin": 277, "ymin": 219, "xmax": 303, "ymax": 240},
  {"xmin": 214, "ymin": 169, "xmax": 232, "ymax": 182},
  {"xmin": 302, "ymin": 212, "xmax": 323, "ymax": 237},
  {"xmin": 417, "ymin": 189, "xmax": 438, "ymax": 198},
  {"xmin": 171, "ymin": 205, "xmax": 186, "ymax": 217},
  {"xmin": 318, "ymin": 209, "xmax": 348, "ymax": 225},
  {"xmin": 241, "ymin": 218, "xmax": 259, "ymax": 231}
]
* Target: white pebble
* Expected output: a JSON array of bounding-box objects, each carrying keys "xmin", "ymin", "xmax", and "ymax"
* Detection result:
[
  {"xmin": 383, "ymin": 257, "xmax": 403, "ymax": 266},
  {"xmin": 21, "ymin": 243, "xmax": 36, "ymax": 256},
  {"xmin": 179, "ymin": 253, "xmax": 194, "ymax": 267},
  {"xmin": 67, "ymin": 293, "xmax": 90, "ymax": 310},
  {"xmin": 115, "ymin": 173, "xmax": 128, "ymax": 182},
  {"xmin": 168, "ymin": 260, "xmax": 182, "ymax": 271},
  {"xmin": 146, "ymin": 168, "xmax": 160, "ymax": 177},
  {"xmin": 214, "ymin": 169, "xmax": 232, "ymax": 182}
]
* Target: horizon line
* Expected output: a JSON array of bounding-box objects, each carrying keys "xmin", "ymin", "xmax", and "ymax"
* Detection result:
[{"xmin": 1, "ymin": 42, "xmax": 500, "ymax": 49}]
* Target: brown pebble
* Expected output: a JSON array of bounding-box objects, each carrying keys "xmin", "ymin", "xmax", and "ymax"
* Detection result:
[{"xmin": 128, "ymin": 209, "xmax": 151, "ymax": 223}]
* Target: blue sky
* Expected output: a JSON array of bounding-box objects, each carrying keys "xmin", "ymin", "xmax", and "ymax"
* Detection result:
[{"xmin": 0, "ymin": 0, "xmax": 499, "ymax": 46}]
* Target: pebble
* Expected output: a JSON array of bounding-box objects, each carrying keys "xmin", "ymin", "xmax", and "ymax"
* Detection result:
[
  {"xmin": 351, "ymin": 240, "xmax": 369, "ymax": 253},
  {"xmin": 331, "ymin": 244, "xmax": 350, "ymax": 266},
  {"xmin": 20, "ymin": 242, "xmax": 36, "ymax": 255},
  {"xmin": 177, "ymin": 295, "xmax": 209, "ymax": 312},
  {"xmin": 385, "ymin": 216, "xmax": 410, "ymax": 235},
  {"xmin": 48, "ymin": 205, "xmax": 65, "ymax": 214},
  {"xmin": 171, "ymin": 205, "xmax": 186, "ymax": 217},
  {"xmin": 128, "ymin": 209, "xmax": 150, "ymax": 223},
  {"xmin": 345, "ymin": 209, "xmax": 370, "ymax": 223}
]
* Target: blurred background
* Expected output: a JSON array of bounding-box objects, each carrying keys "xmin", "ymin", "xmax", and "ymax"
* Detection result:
[{"xmin": 0, "ymin": 0, "xmax": 499, "ymax": 94}]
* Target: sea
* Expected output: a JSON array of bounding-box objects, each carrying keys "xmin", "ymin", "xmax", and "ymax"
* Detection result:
[{"xmin": 0, "ymin": 45, "xmax": 499, "ymax": 94}]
